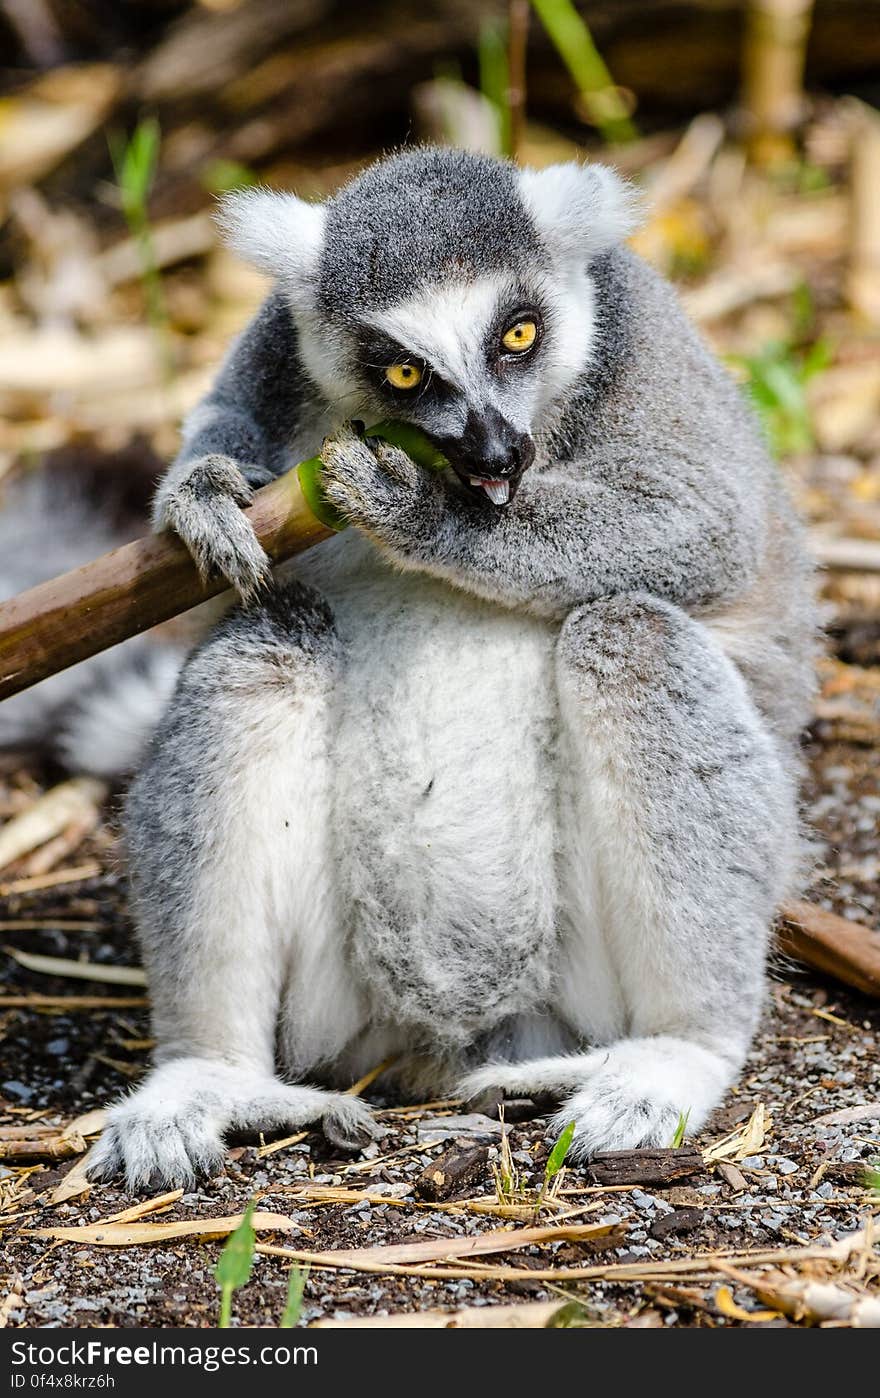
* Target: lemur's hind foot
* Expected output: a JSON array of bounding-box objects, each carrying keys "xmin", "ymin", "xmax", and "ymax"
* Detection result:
[{"xmin": 86, "ymin": 1058, "xmax": 380, "ymax": 1191}]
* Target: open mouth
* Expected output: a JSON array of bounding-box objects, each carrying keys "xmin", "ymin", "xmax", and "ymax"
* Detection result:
[{"xmin": 433, "ymin": 414, "xmax": 534, "ymax": 510}]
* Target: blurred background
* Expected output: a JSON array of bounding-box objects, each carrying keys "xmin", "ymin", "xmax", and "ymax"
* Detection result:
[{"xmin": 1, "ymin": 2, "xmax": 879, "ymax": 591}]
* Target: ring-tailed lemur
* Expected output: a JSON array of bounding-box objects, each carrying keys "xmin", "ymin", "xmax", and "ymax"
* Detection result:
[{"xmin": 1, "ymin": 147, "xmax": 815, "ymax": 1188}]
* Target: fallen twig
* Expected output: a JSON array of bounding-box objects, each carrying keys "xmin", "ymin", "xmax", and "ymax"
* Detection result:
[
  {"xmin": 811, "ymin": 1102, "xmax": 880, "ymax": 1128},
  {"xmin": 0, "ymin": 1132, "xmax": 84, "ymax": 1162},
  {"xmin": 26, "ymin": 1210, "xmax": 295, "ymax": 1246},
  {"xmin": 313, "ymin": 1299, "xmax": 572, "ymax": 1329},
  {"xmin": 778, "ymin": 899, "xmax": 880, "ymax": 998},
  {"xmin": 717, "ymin": 1262, "xmax": 880, "ymax": 1327},
  {"xmin": 4, "ymin": 947, "xmax": 147, "ymax": 987},
  {"xmin": 414, "ymin": 1141, "xmax": 489, "ymax": 1201},
  {"xmin": 0, "ymin": 778, "xmax": 105, "ymax": 871},
  {"xmin": 254, "ymin": 1235, "xmax": 871, "ymax": 1285},
  {"xmin": 0, "ymin": 994, "xmax": 147, "ymax": 1009},
  {"xmin": 587, "ymin": 1147, "xmax": 706, "ymax": 1187},
  {"xmin": 0, "ymin": 862, "xmax": 102, "ymax": 897}
]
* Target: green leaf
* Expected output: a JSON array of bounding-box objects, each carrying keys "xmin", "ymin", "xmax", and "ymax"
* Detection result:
[
  {"xmin": 529, "ymin": 0, "xmax": 637, "ymax": 144},
  {"xmin": 478, "ymin": 20, "xmax": 512, "ymax": 157},
  {"xmin": 110, "ymin": 118, "xmax": 161, "ymax": 223},
  {"xmin": 215, "ymin": 1201, "xmax": 257, "ymax": 1289},
  {"xmin": 670, "ymin": 1108, "xmax": 691, "ymax": 1149},
  {"xmin": 280, "ymin": 1264, "xmax": 309, "ymax": 1328},
  {"xmin": 545, "ymin": 1120, "xmax": 576, "ymax": 1182},
  {"xmin": 732, "ymin": 331, "xmax": 830, "ymax": 459},
  {"xmin": 801, "ymin": 336, "xmax": 832, "ymax": 382},
  {"xmin": 215, "ymin": 1200, "xmax": 257, "ymax": 1326}
]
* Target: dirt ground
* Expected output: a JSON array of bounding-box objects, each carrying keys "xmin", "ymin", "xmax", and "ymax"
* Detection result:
[{"xmin": 0, "ymin": 699, "xmax": 877, "ymax": 1328}]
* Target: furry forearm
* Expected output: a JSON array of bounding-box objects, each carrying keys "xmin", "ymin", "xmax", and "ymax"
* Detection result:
[
  {"xmin": 151, "ymin": 403, "xmax": 274, "ymax": 528},
  {"xmin": 153, "ymin": 292, "xmax": 302, "ymax": 528},
  {"xmin": 387, "ymin": 466, "xmax": 763, "ymax": 618}
]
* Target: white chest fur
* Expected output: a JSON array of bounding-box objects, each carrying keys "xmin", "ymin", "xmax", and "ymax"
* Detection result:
[{"xmin": 296, "ymin": 534, "xmax": 563, "ymax": 1045}]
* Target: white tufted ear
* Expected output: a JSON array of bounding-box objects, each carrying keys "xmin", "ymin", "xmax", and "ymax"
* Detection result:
[
  {"xmin": 216, "ymin": 188, "xmax": 326, "ymax": 304},
  {"xmin": 518, "ymin": 162, "xmax": 641, "ymax": 265}
]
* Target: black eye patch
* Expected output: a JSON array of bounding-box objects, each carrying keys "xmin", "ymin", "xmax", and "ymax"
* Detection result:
[
  {"xmin": 352, "ymin": 328, "xmax": 454, "ymax": 401},
  {"xmin": 485, "ymin": 302, "xmax": 545, "ymax": 366}
]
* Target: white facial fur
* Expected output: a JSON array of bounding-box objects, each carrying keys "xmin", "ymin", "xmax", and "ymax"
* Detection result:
[{"xmin": 365, "ymin": 269, "xmax": 598, "ymax": 440}]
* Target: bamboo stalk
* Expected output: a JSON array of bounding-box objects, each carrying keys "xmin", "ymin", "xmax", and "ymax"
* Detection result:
[
  {"xmin": 847, "ymin": 100, "xmax": 880, "ymax": 325},
  {"xmin": 741, "ymin": 0, "xmax": 815, "ymax": 163},
  {"xmin": 529, "ymin": 0, "xmax": 637, "ymax": 145},
  {"xmin": 0, "ymin": 468, "xmax": 331, "ymax": 704}
]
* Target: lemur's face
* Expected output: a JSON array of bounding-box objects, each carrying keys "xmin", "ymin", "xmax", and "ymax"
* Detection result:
[
  {"xmin": 348, "ymin": 274, "xmax": 566, "ymax": 504},
  {"xmin": 220, "ymin": 149, "xmax": 638, "ymax": 507}
]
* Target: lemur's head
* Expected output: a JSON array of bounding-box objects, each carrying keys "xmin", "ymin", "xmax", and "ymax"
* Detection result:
[{"xmin": 220, "ymin": 147, "xmax": 638, "ymax": 505}]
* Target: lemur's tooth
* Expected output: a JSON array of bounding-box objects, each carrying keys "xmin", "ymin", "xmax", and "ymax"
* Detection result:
[{"xmin": 484, "ymin": 480, "xmax": 510, "ymax": 505}]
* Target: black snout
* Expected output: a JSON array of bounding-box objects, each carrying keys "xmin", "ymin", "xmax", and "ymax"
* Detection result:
[{"xmin": 440, "ymin": 407, "xmax": 535, "ymax": 482}]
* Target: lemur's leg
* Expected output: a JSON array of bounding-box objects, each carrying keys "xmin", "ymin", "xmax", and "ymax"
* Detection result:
[
  {"xmin": 88, "ymin": 582, "xmax": 373, "ymax": 1190},
  {"xmin": 461, "ymin": 592, "xmax": 799, "ymax": 1157}
]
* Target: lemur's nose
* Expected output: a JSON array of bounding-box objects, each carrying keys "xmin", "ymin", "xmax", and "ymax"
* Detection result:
[{"xmin": 453, "ymin": 407, "xmax": 535, "ymax": 479}]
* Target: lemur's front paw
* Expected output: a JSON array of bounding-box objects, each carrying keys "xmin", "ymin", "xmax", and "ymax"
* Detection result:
[
  {"xmin": 459, "ymin": 1038, "xmax": 730, "ymax": 1161},
  {"xmin": 320, "ymin": 424, "xmax": 437, "ymax": 542},
  {"xmin": 87, "ymin": 1094, "xmax": 226, "ymax": 1192},
  {"xmin": 158, "ymin": 454, "xmax": 271, "ymax": 603},
  {"xmin": 86, "ymin": 1060, "xmax": 383, "ymax": 1192},
  {"xmin": 319, "ymin": 1094, "xmax": 382, "ymax": 1151}
]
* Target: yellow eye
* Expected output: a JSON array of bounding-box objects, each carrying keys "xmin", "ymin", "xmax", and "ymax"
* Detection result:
[
  {"xmin": 502, "ymin": 319, "xmax": 537, "ymax": 353},
  {"xmin": 385, "ymin": 362, "xmax": 422, "ymax": 390}
]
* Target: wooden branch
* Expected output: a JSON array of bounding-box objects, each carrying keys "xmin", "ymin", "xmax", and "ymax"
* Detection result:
[
  {"xmin": 414, "ymin": 1142, "xmax": 489, "ymax": 1201},
  {"xmin": 777, "ymin": 899, "xmax": 880, "ymax": 999},
  {"xmin": 0, "ymin": 468, "xmax": 333, "ymax": 704},
  {"xmin": 0, "ymin": 1133, "xmax": 85, "ymax": 1163},
  {"xmin": 587, "ymin": 1147, "xmax": 706, "ymax": 1187},
  {"xmin": 0, "ymin": 422, "xmax": 449, "ymax": 703}
]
